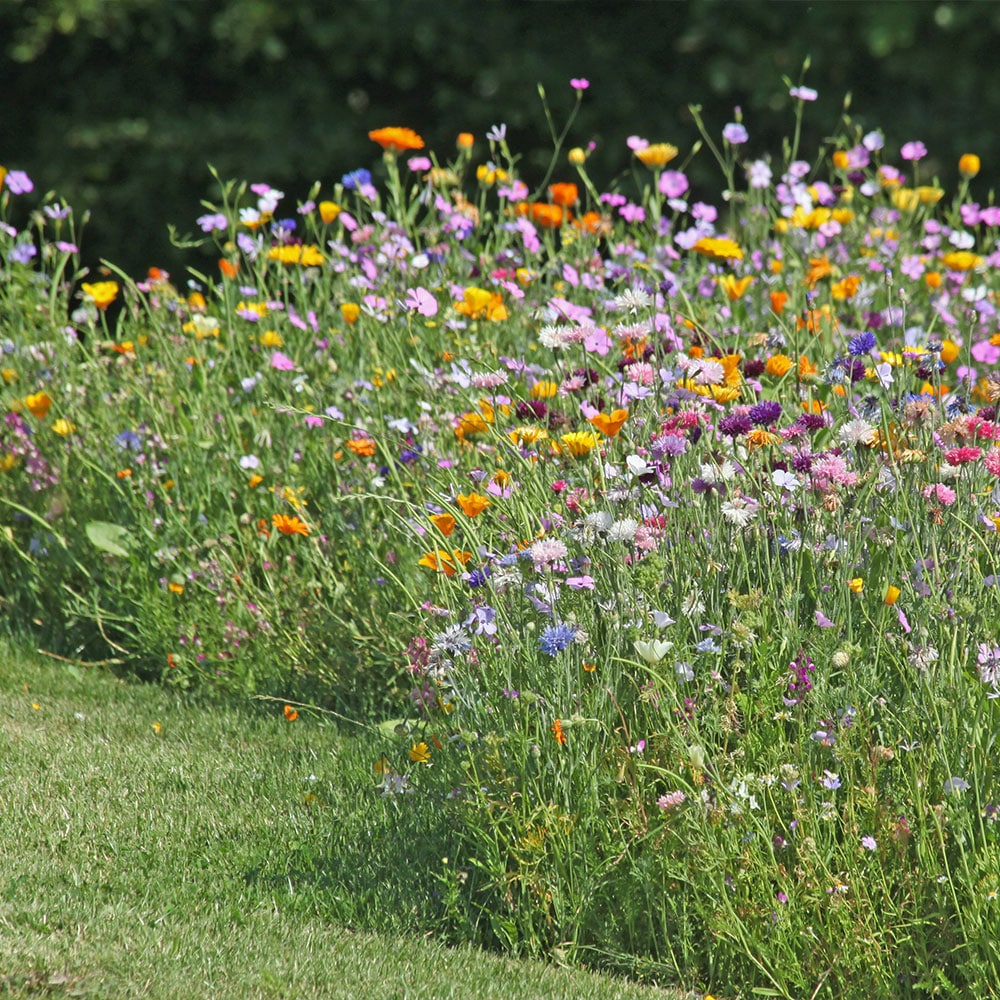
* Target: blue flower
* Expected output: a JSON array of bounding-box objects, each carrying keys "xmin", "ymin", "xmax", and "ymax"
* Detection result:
[
  {"xmin": 342, "ymin": 168, "xmax": 373, "ymax": 191},
  {"xmin": 848, "ymin": 331, "xmax": 877, "ymax": 356},
  {"xmin": 539, "ymin": 623, "xmax": 576, "ymax": 656}
]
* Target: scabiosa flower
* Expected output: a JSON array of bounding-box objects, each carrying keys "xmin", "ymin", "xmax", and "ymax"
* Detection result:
[{"xmin": 539, "ymin": 622, "xmax": 577, "ymax": 656}]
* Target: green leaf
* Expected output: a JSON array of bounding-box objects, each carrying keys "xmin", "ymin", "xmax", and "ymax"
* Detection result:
[{"xmin": 85, "ymin": 521, "xmax": 132, "ymax": 557}]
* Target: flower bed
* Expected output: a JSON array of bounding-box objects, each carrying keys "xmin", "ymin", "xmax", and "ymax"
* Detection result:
[{"xmin": 2, "ymin": 79, "xmax": 1000, "ymax": 994}]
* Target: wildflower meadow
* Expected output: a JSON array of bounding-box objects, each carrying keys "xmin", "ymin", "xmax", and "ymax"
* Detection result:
[{"xmin": 3, "ymin": 78, "xmax": 1000, "ymax": 996}]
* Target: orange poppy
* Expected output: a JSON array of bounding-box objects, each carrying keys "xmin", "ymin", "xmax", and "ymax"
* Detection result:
[
  {"xmin": 456, "ymin": 492, "xmax": 492, "ymax": 517},
  {"xmin": 588, "ymin": 408, "xmax": 629, "ymax": 437},
  {"xmin": 551, "ymin": 719, "xmax": 567, "ymax": 745},
  {"xmin": 284, "ymin": 704, "xmax": 299, "ymax": 721},
  {"xmin": 430, "ymin": 513, "xmax": 456, "ymax": 536}
]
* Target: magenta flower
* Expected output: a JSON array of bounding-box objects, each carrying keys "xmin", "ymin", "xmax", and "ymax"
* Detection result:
[
  {"xmin": 570, "ymin": 78, "xmax": 590, "ymax": 91},
  {"xmin": 900, "ymin": 141, "xmax": 928, "ymax": 161},
  {"xmin": 658, "ymin": 170, "xmax": 689, "ymax": 199},
  {"xmin": 270, "ymin": 351, "xmax": 296, "ymax": 371}
]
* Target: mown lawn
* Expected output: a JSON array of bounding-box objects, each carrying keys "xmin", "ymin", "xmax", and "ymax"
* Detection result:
[{"xmin": 0, "ymin": 642, "xmax": 685, "ymax": 999}]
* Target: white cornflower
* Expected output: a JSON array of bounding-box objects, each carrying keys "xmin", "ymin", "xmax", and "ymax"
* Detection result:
[
  {"xmin": 721, "ymin": 496, "xmax": 757, "ymax": 528},
  {"xmin": 839, "ymin": 418, "xmax": 877, "ymax": 447}
]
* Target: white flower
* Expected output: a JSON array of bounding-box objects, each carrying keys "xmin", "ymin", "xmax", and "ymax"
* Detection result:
[
  {"xmin": 721, "ymin": 496, "xmax": 757, "ymax": 527},
  {"xmin": 771, "ymin": 469, "xmax": 800, "ymax": 492},
  {"xmin": 607, "ymin": 518, "xmax": 639, "ymax": 543},
  {"xmin": 614, "ymin": 287, "xmax": 652, "ymax": 314},
  {"xmin": 839, "ymin": 418, "xmax": 877, "ymax": 447},
  {"xmin": 634, "ymin": 638, "xmax": 673, "ymax": 664}
]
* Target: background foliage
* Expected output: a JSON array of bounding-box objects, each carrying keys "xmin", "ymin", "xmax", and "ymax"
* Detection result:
[{"xmin": 3, "ymin": 0, "xmax": 1000, "ymax": 276}]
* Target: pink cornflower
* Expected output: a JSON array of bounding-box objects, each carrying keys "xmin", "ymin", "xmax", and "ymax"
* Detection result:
[
  {"xmin": 529, "ymin": 538, "xmax": 569, "ymax": 568},
  {"xmin": 984, "ymin": 449, "xmax": 1000, "ymax": 477},
  {"xmin": 945, "ymin": 446, "xmax": 981, "ymax": 465},
  {"xmin": 922, "ymin": 483, "xmax": 957, "ymax": 506},
  {"xmin": 811, "ymin": 453, "xmax": 858, "ymax": 488}
]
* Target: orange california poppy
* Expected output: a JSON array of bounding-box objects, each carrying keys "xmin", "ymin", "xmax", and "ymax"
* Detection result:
[
  {"xmin": 284, "ymin": 704, "xmax": 299, "ymax": 721},
  {"xmin": 368, "ymin": 127, "xmax": 425, "ymax": 153},
  {"xmin": 456, "ymin": 493, "xmax": 492, "ymax": 517}
]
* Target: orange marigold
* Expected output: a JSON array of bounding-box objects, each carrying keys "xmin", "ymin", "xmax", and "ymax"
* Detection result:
[
  {"xmin": 548, "ymin": 182, "xmax": 578, "ymax": 207},
  {"xmin": 272, "ymin": 513, "xmax": 310, "ymax": 536},
  {"xmin": 368, "ymin": 127, "xmax": 425, "ymax": 153}
]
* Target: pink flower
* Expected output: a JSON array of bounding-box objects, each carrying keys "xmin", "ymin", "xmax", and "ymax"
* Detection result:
[
  {"xmin": 657, "ymin": 791, "xmax": 686, "ymax": 811},
  {"xmin": 900, "ymin": 141, "xmax": 928, "ymax": 161},
  {"xmin": 945, "ymin": 446, "xmax": 981, "ymax": 465},
  {"xmin": 659, "ymin": 170, "xmax": 689, "ymax": 199},
  {"xmin": 404, "ymin": 286, "xmax": 438, "ymax": 317},
  {"xmin": 570, "ymin": 78, "xmax": 590, "ymax": 91},
  {"xmin": 922, "ymin": 483, "xmax": 957, "ymax": 506},
  {"xmin": 984, "ymin": 449, "xmax": 1000, "ymax": 477},
  {"xmin": 789, "ymin": 85, "xmax": 818, "ymax": 101},
  {"xmin": 270, "ymin": 351, "xmax": 296, "ymax": 370}
]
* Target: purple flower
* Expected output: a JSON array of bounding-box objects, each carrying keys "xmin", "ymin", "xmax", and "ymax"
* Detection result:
[
  {"xmin": 4, "ymin": 170, "xmax": 33, "ymax": 195},
  {"xmin": 341, "ymin": 168, "xmax": 372, "ymax": 191},
  {"xmin": 789, "ymin": 85, "xmax": 818, "ymax": 102},
  {"xmin": 861, "ymin": 835, "xmax": 877, "ymax": 851},
  {"xmin": 900, "ymin": 141, "xmax": 927, "ymax": 162},
  {"xmin": 196, "ymin": 212, "xmax": 228, "ymax": 233},
  {"xmin": 658, "ymin": 170, "xmax": 689, "ymax": 199},
  {"xmin": 723, "ymin": 123, "xmax": 748, "ymax": 145},
  {"xmin": 746, "ymin": 159, "xmax": 773, "ymax": 189},
  {"xmin": 821, "ymin": 771, "xmax": 841, "ymax": 790},
  {"xmin": 749, "ymin": 401, "xmax": 782, "ymax": 426}
]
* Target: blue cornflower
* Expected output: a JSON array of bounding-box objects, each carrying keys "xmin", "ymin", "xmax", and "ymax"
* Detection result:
[
  {"xmin": 848, "ymin": 331, "xmax": 877, "ymax": 356},
  {"xmin": 539, "ymin": 623, "xmax": 577, "ymax": 656},
  {"xmin": 114, "ymin": 429, "xmax": 143, "ymax": 452},
  {"xmin": 342, "ymin": 168, "xmax": 372, "ymax": 191}
]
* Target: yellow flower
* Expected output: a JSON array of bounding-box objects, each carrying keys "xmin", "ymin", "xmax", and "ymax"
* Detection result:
[
  {"xmin": 410, "ymin": 741, "xmax": 432, "ymax": 764},
  {"xmin": 941, "ymin": 251, "xmax": 982, "ymax": 272},
  {"xmin": 454, "ymin": 286, "xmax": 508, "ymax": 321},
  {"xmin": 51, "ymin": 418, "xmax": 76, "ymax": 436},
  {"xmin": 766, "ymin": 354, "xmax": 793, "ymax": 377},
  {"xmin": 23, "ymin": 391, "xmax": 52, "ymax": 419},
  {"xmin": 267, "ymin": 244, "xmax": 324, "ymax": 266},
  {"xmin": 258, "ymin": 329, "xmax": 283, "ymax": 348},
  {"xmin": 340, "ymin": 302, "xmax": 360, "ymax": 324},
  {"xmin": 530, "ymin": 380, "xmax": 559, "ymax": 399},
  {"xmin": 692, "ymin": 236, "xmax": 744, "ymax": 262},
  {"xmin": 319, "ymin": 201, "xmax": 341, "ymax": 223},
  {"xmin": 80, "ymin": 280, "xmax": 120, "ymax": 310},
  {"xmin": 959, "ymin": 153, "xmax": 981, "ymax": 178},
  {"xmin": 456, "ymin": 493, "xmax": 492, "ymax": 517},
  {"xmin": 247, "ymin": 474, "xmax": 263, "ymax": 489},
  {"xmin": 849, "ymin": 578, "xmax": 864, "ymax": 594},
  {"xmin": 1, "ymin": 368, "xmax": 17, "ymax": 384},
  {"xmin": 634, "ymin": 143, "xmax": 678, "ymax": 168},
  {"xmin": 718, "ymin": 274, "xmax": 754, "ymax": 300},
  {"xmin": 558, "ymin": 431, "xmax": 599, "ymax": 457},
  {"xmin": 884, "ymin": 585, "xmax": 901, "ymax": 606},
  {"xmin": 568, "ymin": 147, "xmax": 587, "ymax": 166}
]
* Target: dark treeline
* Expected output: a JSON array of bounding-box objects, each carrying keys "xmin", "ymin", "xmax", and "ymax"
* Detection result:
[{"xmin": 3, "ymin": 0, "xmax": 999, "ymax": 277}]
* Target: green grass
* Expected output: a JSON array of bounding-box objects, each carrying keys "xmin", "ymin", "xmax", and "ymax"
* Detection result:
[{"xmin": 0, "ymin": 642, "xmax": 684, "ymax": 1000}]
